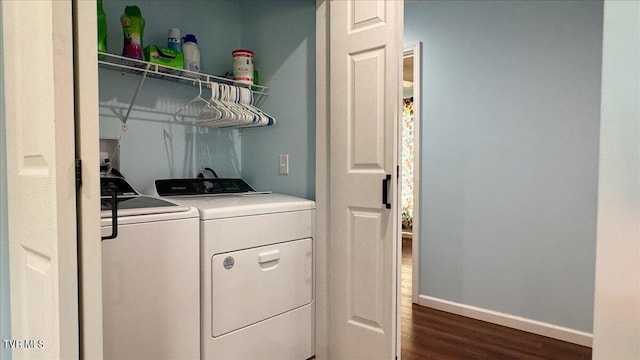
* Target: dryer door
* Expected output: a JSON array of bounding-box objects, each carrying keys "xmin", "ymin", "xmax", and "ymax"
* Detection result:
[{"xmin": 211, "ymin": 238, "xmax": 313, "ymax": 337}]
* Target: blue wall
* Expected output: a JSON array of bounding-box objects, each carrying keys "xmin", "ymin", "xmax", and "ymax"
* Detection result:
[
  {"xmin": 405, "ymin": 0, "xmax": 603, "ymax": 332},
  {"xmin": 240, "ymin": 1, "xmax": 316, "ymax": 199},
  {"xmin": 0, "ymin": 3, "xmax": 12, "ymax": 357},
  {"xmin": 98, "ymin": 72, "xmax": 243, "ymax": 191},
  {"xmin": 100, "ymin": 0, "xmax": 316, "ymax": 198},
  {"xmin": 100, "ymin": 0, "xmax": 245, "ymax": 191},
  {"xmin": 102, "ymin": 0, "xmax": 243, "ymax": 76}
]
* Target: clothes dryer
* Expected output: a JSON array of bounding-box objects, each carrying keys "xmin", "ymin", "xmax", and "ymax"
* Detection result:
[{"xmin": 153, "ymin": 178, "xmax": 316, "ymax": 360}]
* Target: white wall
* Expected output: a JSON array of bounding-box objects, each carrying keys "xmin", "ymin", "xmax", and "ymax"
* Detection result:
[
  {"xmin": 592, "ymin": 1, "xmax": 640, "ymax": 358},
  {"xmin": 405, "ymin": 0, "xmax": 603, "ymax": 333}
]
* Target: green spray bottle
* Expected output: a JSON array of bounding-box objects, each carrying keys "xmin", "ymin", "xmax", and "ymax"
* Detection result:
[
  {"xmin": 121, "ymin": 5, "xmax": 145, "ymax": 60},
  {"xmin": 97, "ymin": 0, "xmax": 107, "ymax": 52}
]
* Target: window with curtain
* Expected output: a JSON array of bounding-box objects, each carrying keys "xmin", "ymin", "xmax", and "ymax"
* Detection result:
[{"xmin": 401, "ymin": 97, "xmax": 414, "ymax": 231}]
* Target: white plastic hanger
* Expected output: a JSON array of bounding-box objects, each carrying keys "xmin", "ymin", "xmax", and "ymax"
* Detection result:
[
  {"xmin": 174, "ymin": 79, "xmax": 210, "ymax": 120},
  {"xmin": 197, "ymin": 82, "xmax": 224, "ymax": 123}
]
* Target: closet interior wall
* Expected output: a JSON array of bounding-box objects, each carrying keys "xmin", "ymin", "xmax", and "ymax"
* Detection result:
[{"xmin": 99, "ymin": 0, "xmax": 316, "ymax": 198}]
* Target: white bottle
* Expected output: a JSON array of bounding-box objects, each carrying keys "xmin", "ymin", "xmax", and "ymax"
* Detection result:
[
  {"xmin": 182, "ymin": 34, "xmax": 200, "ymax": 74},
  {"xmin": 167, "ymin": 28, "xmax": 181, "ymax": 52}
]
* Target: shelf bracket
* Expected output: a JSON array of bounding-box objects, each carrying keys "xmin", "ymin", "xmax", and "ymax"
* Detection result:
[{"xmin": 121, "ymin": 63, "xmax": 151, "ymax": 130}]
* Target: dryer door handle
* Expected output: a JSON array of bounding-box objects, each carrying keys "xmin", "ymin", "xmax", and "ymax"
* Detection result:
[{"xmin": 258, "ymin": 250, "xmax": 280, "ymax": 264}]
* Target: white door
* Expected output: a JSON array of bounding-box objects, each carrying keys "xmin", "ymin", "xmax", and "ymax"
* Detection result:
[
  {"xmin": 2, "ymin": 1, "xmax": 79, "ymax": 358},
  {"xmin": 328, "ymin": 0, "xmax": 403, "ymax": 358}
]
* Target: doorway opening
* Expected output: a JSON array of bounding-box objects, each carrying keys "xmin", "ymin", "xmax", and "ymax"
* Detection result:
[
  {"xmin": 399, "ymin": 41, "xmax": 422, "ymax": 359},
  {"xmin": 401, "ymin": 43, "xmax": 421, "ymax": 308}
]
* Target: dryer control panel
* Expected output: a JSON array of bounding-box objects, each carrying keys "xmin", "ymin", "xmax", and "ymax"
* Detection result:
[{"xmin": 155, "ymin": 178, "xmax": 256, "ymax": 196}]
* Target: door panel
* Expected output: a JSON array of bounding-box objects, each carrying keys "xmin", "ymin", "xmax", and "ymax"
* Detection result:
[
  {"xmin": 350, "ymin": 48, "xmax": 386, "ymax": 170},
  {"xmin": 348, "ymin": 208, "xmax": 385, "ymax": 332},
  {"xmin": 328, "ymin": 0, "xmax": 402, "ymax": 358},
  {"xmin": 350, "ymin": 1, "xmax": 386, "ymax": 32},
  {"xmin": 2, "ymin": 0, "xmax": 79, "ymax": 358}
]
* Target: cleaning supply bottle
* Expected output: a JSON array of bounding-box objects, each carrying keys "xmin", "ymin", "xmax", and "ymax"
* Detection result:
[
  {"xmin": 232, "ymin": 49, "xmax": 254, "ymax": 84},
  {"xmin": 97, "ymin": 0, "xmax": 107, "ymax": 52},
  {"xmin": 167, "ymin": 28, "xmax": 181, "ymax": 52},
  {"xmin": 120, "ymin": 5, "xmax": 145, "ymax": 60},
  {"xmin": 183, "ymin": 34, "xmax": 200, "ymax": 73}
]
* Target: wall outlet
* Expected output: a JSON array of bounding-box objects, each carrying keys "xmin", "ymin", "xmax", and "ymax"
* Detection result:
[
  {"xmin": 278, "ymin": 154, "xmax": 289, "ymax": 175},
  {"xmin": 100, "ymin": 138, "xmax": 120, "ymax": 170},
  {"xmin": 100, "ymin": 152, "xmax": 110, "ymax": 166}
]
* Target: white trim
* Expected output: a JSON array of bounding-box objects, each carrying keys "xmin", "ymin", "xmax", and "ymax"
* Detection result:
[
  {"xmin": 314, "ymin": 0, "xmax": 329, "ymax": 359},
  {"xmin": 73, "ymin": 0, "xmax": 104, "ymax": 357},
  {"xmin": 418, "ymin": 295, "xmax": 593, "ymax": 347},
  {"xmin": 592, "ymin": 2, "xmax": 640, "ymax": 357},
  {"xmin": 402, "ymin": 42, "xmax": 422, "ymax": 305}
]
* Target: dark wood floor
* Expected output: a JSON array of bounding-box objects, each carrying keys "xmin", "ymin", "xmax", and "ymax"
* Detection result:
[{"xmin": 400, "ymin": 238, "xmax": 592, "ymax": 360}]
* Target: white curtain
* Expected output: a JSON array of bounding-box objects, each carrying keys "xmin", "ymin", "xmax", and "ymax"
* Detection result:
[{"xmin": 401, "ymin": 97, "xmax": 414, "ymax": 231}]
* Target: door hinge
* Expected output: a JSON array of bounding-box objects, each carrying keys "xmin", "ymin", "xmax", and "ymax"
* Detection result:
[
  {"xmin": 397, "ymin": 165, "xmax": 400, "ymax": 179},
  {"xmin": 75, "ymin": 159, "xmax": 82, "ymax": 188}
]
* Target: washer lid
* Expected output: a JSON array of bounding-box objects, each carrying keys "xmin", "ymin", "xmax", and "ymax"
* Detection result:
[
  {"xmin": 100, "ymin": 195, "xmax": 193, "ymax": 218},
  {"xmin": 168, "ymin": 193, "xmax": 316, "ymax": 220}
]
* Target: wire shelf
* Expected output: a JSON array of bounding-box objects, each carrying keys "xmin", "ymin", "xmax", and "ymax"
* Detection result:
[
  {"xmin": 97, "ymin": 52, "xmax": 270, "ymax": 99},
  {"xmin": 98, "ymin": 52, "xmax": 272, "ymax": 129}
]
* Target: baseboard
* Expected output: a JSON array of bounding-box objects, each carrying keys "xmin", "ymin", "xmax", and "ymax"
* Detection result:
[{"xmin": 417, "ymin": 295, "xmax": 593, "ymax": 347}]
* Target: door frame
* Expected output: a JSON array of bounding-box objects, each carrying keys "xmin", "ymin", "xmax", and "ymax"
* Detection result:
[
  {"xmin": 73, "ymin": 0, "xmax": 637, "ymax": 358},
  {"xmin": 314, "ymin": 0, "xmax": 329, "ymax": 358},
  {"xmin": 0, "ymin": 5, "xmax": 10, "ymax": 358},
  {"xmin": 402, "ymin": 42, "xmax": 421, "ymax": 304},
  {"xmin": 73, "ymin": 0, "xmax": 103, "ymax": 357},
  {"xmin": 2, "ymin": 1, "xmax": 637, "ymax": 359}
]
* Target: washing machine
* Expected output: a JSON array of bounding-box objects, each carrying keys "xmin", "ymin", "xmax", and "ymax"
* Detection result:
[
  {"xmin": 153, "ymin": 178, "xmax": 316, "ymax": 360},
  {"xmin": 100, "ymin": 176, "xmax": 200, "ymax": 359}
]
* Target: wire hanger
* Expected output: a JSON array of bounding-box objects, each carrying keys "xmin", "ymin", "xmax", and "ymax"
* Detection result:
[
  {"xmin": 194, "ymin": 82, "xmax": 276, "ymax": 128},
  {"xmin": 197, "ymin": 82, "xmax": 224, "ymax": 123},
  {"xmin": 173, "ymin": 79, "xmax": 210, "ymax": 120}
]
